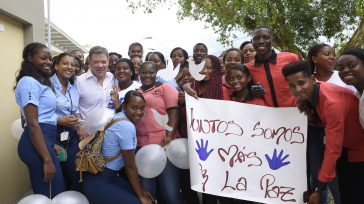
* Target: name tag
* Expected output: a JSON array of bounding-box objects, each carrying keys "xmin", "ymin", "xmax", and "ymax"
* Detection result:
[{"xmin": 60, "ymin": 131, "xmax": 70, "ymax": 141}]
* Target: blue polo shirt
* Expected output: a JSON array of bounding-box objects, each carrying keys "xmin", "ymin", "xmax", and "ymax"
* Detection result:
[
  {"xmin": 15, "ymin": 76, "xmax": 57, "ymax": 125},
  {"xmin": 50, "ymin": 74, "xmax": 79, "ymax": 120},
  {"xmin": 102, "ymin": 112, "xmax": 136, "ymax": 171}
]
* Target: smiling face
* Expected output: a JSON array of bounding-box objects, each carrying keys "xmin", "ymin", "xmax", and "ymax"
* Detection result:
[
  {"xmin": 55, "ymin": 55, "xmax": 76, "ymax": 81},
  {"xmin": 90, "ymin": 53, "xmax": 109, "ymax": 80},
  {"xmin": 171, "ymin": 49, "xmax": 186, "ymax": 68},
  {"xmin": 115, "ymin": 61, "xmax": 132, "ymax": 84},
  {"xmin": 199, "ymin": 57, "xmax": 213, "ymax": 81},
  {"xmin": 286, "ymin": 72, "xmax": 315, "ymax": 102},
  {"xmin": 29, "ymin": 47, "xmax": 52, "ymax": 76},
  {"xmin": 148, "ymin": 53, "xmax": 165, "ymax": 70},
  {"xmin": 226, "ymin": 69, "xmax": 250, "ymax": 92},
  {"xmin": 123, "ymin": 96, "xmax": 146, "ymax": 124},
  {"xmin": 224, "ymin": 50, "xmax": 243, "ymax": 70},
  {"xmin": 337, "ymin": 54, "xmax": 364, "ymax": 87},
  {"xmin": 252, "ymin": 28, "xmax": 273, "ymax": 58},
  {"xmin": 242, "ymin": 43, "xmax": 256, "ymax": 63},
  {"xmin": 312, "ymin": 46, "xmax": 336, "ymax": 72},
  {"xmin": 193, "ymin": 45, "xmax": 207, "ymax": 64},
  {"xmin": 177, "ymin": 67, "xmax": 194, "ymax": 87},
  {"xmin": 140, "ymin": 63, "xmax": 157, "ymax": 89},
  {"xmin": 128, "ymin": 45, "xmax": 143, "ymax": 59},
  {"xmin": 72, "ymin": 50, "xmax": 84, "ymax": 63}
]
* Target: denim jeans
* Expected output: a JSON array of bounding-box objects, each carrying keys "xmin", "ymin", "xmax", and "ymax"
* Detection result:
[
  {"xmin": 83, "ymin": 168, "xmax": 141, "ymax": 204},
  {"xmin": 140, "ymin": 160, "xmax": 182, "ymax": 204}
]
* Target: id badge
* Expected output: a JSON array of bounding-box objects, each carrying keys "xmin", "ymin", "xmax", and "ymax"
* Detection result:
[{"xmin": 60, "ymin": 131, "xmax": 70, "ymax": 141}]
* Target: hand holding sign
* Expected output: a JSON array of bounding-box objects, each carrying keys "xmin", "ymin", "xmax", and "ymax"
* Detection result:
[
  {"xmin": 265, "ymin": 149, "xmax": 290, "ymax": 170},
  {"xmin": 195, "ymin": 139, "xmax": 214, "ymax": 161}
]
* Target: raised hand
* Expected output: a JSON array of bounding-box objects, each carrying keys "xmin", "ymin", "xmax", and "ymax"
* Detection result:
[
  {"xmin": 195, "ymin": 139, "xmax": 214, "ymax": 161},
  {"xmin": 265, "ymin": 148, "xmax": 290, "ymax": 170}
]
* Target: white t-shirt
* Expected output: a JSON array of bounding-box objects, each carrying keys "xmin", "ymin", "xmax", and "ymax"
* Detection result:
[
  {"xmin": 118, "ymin": 81, "xmax": 141, "ymax": 103},
  {"xmin": 358, "ymin": 92, "xmax": 364, "ymax": 129},
  {"xmin": 327, "ymin": 71, "xmax": 357, "ymax": 92},
  {"xmin": 107, "ymin": 81, "xmax": 141, "ymax": 109}
]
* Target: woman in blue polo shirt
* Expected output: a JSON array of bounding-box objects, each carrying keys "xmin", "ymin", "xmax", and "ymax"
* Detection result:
[
  {"xmin": 83, "ymin": 90, "xmax": 153, "ymax": 204},
  {"xmin": 15, "ymin": 42, "xmax": 65, "ymax": 196},
  {"xmin": 50, "ymin": 52, "xmax": 83, "ymax": 191}
]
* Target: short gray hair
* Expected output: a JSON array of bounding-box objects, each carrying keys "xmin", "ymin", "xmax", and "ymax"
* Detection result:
[{"xmin": 89, "ymin": 46, "xmax": 108, "ymax": 60}]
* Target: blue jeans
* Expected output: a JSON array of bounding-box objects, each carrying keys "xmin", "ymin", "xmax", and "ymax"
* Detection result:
[
  {"xmin": 18, "ymin": 123, "xmax": 65, "ymax": 197},
  {"xmin": 140, "ymin": 160, "xmax": 182, "ymax": 204},
  {"xmin": 83, "ymin": 168, "xmax": 141, "ymax": 204},
  {"xmin": 308, "ymin": 125, "xmax": 341, "ymax": 204}
]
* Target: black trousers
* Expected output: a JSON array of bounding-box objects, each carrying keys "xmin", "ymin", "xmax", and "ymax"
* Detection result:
[{"xmin": 337, "ymin": 148, "xmax": 364, "ymax": 204}]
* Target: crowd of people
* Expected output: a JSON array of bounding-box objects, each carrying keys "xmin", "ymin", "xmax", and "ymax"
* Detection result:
[{"xmin": 14, "ymin": 25, "xmax": 364, "ymax": 204}]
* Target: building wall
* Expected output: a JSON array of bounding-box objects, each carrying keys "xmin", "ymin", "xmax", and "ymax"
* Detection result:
[
  {"xmin": 0, "ymin": 0, "xmax": 44, "ymax": 44},
  {"xmin": 0, "ymin": 0, "xmax": 44, "ymax": 203}
]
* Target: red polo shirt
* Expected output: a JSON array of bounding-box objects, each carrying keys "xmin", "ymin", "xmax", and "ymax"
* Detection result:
[
  {"xmin": 246, "ymin": 52, "xmax": 299, "ymax": 107},
  {"xmin": 313, "ymin": 82, "xmax": 364, "ymax": 183}
]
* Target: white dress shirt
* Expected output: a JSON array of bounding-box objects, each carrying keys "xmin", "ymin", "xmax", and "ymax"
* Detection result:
[{"xmin": 77, "ymin": 70, "xmax": 114, "ymax": 119}]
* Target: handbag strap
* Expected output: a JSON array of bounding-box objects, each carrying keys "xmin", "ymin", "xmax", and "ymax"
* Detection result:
[
  {"xmin": 104, "ymin": 117, "xmax": 129, "ymax": 130},
  {"xmin": 103, "ymin": 117, "xmax": 130, "ymax": 161}
]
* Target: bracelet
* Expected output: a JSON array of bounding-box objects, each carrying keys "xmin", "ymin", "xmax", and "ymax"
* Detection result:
[{"xmin": 315, "ymin": 182, "xmax": 327, "ymax": 193}]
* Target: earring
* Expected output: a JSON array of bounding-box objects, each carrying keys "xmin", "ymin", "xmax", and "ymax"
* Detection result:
[{"xmin": 313, "ymin": 63, "xmax": 317, "ymax": 74}]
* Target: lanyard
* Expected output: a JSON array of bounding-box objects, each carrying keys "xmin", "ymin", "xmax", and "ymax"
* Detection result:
[{"xmin": 68, "ymin": 91, "xmax": 74, "ymax": 115}]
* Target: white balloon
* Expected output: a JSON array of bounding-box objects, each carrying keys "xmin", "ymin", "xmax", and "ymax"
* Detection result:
[
  {"xmin": 11, "ymin": 118, "xmax": 24, "ymax": 140},
  {"xmin": 18, "ymin": 194, "xmax": 51, "ymax": 204},
  {"xmin": 52, "ymin": 191, "xmax": 89, "ymax": 204},
  {"xmin": 165, "ymin": 138, "xmax": 189, "ymax": 169},
  {"xmin": 135, "ymin": 144, "xmax": 167, "ymax": 178},
  {"xmin": 187, "ymin": 59, "xmax": 206, "ymax": 81},
  {"xmin": 85, "ymin": 107, "xmax": 115, "ymax": 134}
]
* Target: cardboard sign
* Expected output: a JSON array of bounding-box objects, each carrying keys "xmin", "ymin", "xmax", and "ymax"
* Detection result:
[{"xmin": 185, "ymin": 94, "xmax": 307, "ymax": 204}]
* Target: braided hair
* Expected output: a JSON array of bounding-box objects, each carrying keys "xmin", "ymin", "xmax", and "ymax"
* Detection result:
[{"xmin": 195, "ymin": 55, "xmax": 222, "ymax": 99}]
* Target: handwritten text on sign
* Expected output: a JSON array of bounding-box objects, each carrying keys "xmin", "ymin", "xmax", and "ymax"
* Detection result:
[{"xmin": 185, "ymin": 95, "xmax": 307, "ymax": 204}]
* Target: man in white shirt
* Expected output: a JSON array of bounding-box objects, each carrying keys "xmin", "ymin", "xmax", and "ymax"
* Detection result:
[{"xmin": 77, "ymin": 46, "xmax": 114, "ymax": 119}]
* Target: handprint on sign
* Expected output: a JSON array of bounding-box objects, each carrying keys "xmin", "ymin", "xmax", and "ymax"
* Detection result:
[
  {"xmin": 195, "ymin": 139, "xmax": 214, "ymax": 161},
  {"xmin": 265, "ymin": 149, "xmax": 290, "ymax": 170}
]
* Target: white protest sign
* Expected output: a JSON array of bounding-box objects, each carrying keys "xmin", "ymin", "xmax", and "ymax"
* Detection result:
[{"xmin": 185, "ymin": 94, "xmax": 307, "ymax": 204}]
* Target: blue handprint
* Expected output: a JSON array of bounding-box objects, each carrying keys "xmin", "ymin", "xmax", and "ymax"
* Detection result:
[
  {"xmin": 265, "ymin": 149, "xmax": 290, "ymax": 170},
  {"xmin": 195, "ymin": 139, "xmax": 214, "ymax": 161}
]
